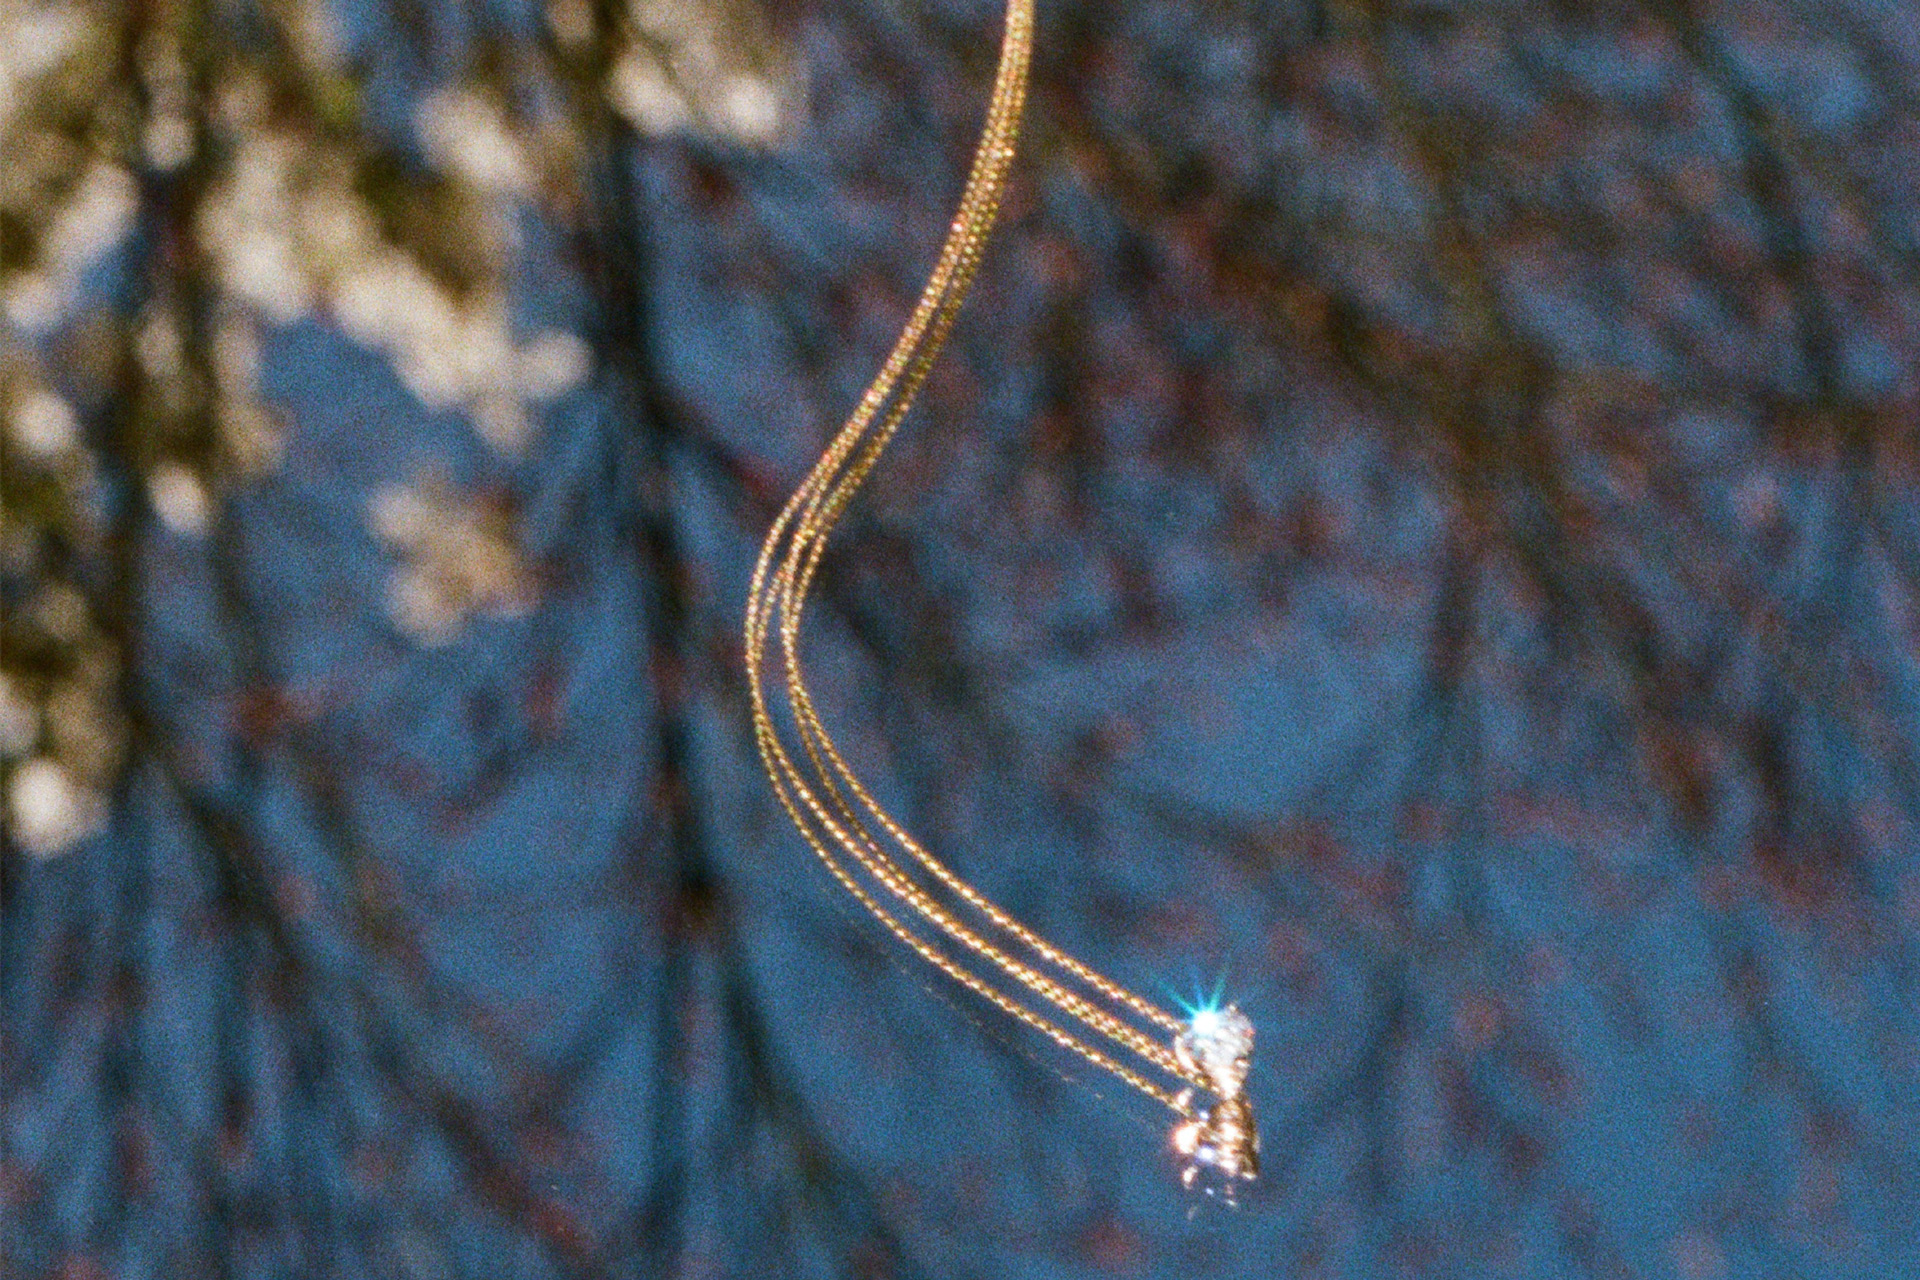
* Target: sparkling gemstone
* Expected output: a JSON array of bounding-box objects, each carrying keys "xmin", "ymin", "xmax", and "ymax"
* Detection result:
[
  {"xmin": 1170, "ymin": 1003, "xmax": 1259, "ymax": 1197},
  {"xmin": 1173, "ymin": 1003, "xmax": 1254, "ymax": 1098}
]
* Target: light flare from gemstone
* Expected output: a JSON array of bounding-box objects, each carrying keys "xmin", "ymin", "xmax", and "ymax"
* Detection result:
[{"xmin": 1169, "ymin": 1002, "xmax": 1259, "ymax": 1200}]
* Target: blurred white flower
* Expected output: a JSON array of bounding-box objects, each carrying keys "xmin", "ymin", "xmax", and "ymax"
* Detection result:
[
  {"xmin": 1, "ymin": 274, "xmax": 64, "ymax": 331},
  {"xmin": 0, "ymin": 5, "xmax": 89, "ymax": 131},
  {"xmin": 136, "ymin": 310, "xmax": 186, "ymax": 378},
  {"xmin": 368, "ymin": 482, "xmax": 434, "ymax": 545},
  {"xmin": 144, "ymin": 114, "xmax": 195, "ymax": 170},
  {"xmin": 386, "ymin": 569, "xmax": 464, "ymax": 646},
  {"xmin": 717, "ymin": 74, "xmax": 782, "ymax": 144},
  {"xmin": 219, "ymin": 400, "xmax": 283, "ymax": 474},
  {"xmin": 11, "ymin": 389, "xmax": 79, "ymax": 457},
  {"xmin": 517, "ymin": 330, "xmax": 590, "ymax": 399},
  {"xmin": 418, "ymin": 89, "xmax": 531, "ymax": 195},
  {"xmin": 473, "ymin": 393, "xmax": 532, "ymax": 453},
  {"xmin": 609, "ymin": 56, "xmax": 693, "ymax": 135},
  {"xmin": 228, "ymin": 227, "xmax": 314, "ymax": 323},
  {"xmin": 148, "ymin": 462, "xmax": 212, "ymax": 535},
  {"xmin": 608, "ymin": 0, "xmax": 800, "ymax": 147},
  {"xmin": 31, "ymin": 584, "xmax": 91, "ymax": 643},
  {"xmin": 212, "ymin": 321, "xmax": 261, "ymax": 396},
  {"xmin": 199, "ymin": 133, "xmax": 315, "ymax": 322},
  {"xmin": 3, "ymin": 162, "xmax": 135, "ymax": 330},
  {"xmin": 368, "ymin": 480, "xmax": 534, "ymax": 643},
  {"xmin": 8, "ymin": 757, "xmax": 105, "ymax": 858},
  {"xmin": 193, "ymin": 87, "xmax": 585, "ymax": 457}
]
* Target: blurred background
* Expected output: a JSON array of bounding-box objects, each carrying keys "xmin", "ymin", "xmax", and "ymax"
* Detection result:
[{"xmin": 4, "ymin": 0, "xmax": 1919, "ymax": 1276}]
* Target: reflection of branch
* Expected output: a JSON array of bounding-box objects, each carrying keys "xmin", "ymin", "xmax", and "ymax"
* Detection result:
[
  {"xmin": 54, "ymin": 20, "xmax": 576, "ymax": 1262},
  {"xmin": 1256, "ymin": 966, "xmax": 1404, "ymax": 1192},
  {"xmin": 535, "ymin": 6, "xmax": 941, "ymax": 1270},
  {"xmin": 1663, "ymin": 1, "xmax": 1842, "ymax": 412},
  {"xmin": 1697, "ymin": 909, "xmax": 1917, "ymax": 1204},
  {"xmin": 141, "ymin": 713, "xmax": 587, "ymax": 1273}
]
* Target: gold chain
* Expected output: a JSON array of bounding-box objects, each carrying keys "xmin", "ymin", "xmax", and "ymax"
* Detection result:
[{"xmin": 743, "ymin": 0, "xmax": 1210, "ymax": 1115}]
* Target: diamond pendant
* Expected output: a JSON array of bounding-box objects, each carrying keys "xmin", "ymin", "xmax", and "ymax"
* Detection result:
[{"xmin": 1169, "ymin": 1004, "xmax": 1259, "ymax": 1199}]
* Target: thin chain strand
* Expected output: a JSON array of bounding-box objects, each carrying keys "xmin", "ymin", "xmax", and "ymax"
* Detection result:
[
  {"xmin": 753, "ymin": 717, "xmax": 1187, "ymax": 1111},
  {"xmin": 752, "ymin": 1, "xmax": 1185, "ymax": 1074},
  {"xmin": 744, "ymin": 0, "xmax": 1204, "ymax": 1112},
  {"xmin": 744, "ymin": 0, "xmax": 1195, "ymax": 1101},
  {"xmin": 742, "ymin": 84, "xmax": 1194, "ymax": 1103},
  {"xmin": 768, "ymin": 3, "xmax": 1186, "ymax": 1054}
]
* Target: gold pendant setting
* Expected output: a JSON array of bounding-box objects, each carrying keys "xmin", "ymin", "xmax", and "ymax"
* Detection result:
[{"xmin": 1170, "ymin": 1005, "xmax": 1260, "ymax": 1196}]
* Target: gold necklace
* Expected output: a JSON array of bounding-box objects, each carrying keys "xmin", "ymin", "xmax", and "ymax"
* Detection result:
[{"xmin": 743, "ymin": 0, "xmax": 1257, "ymax": 1194}]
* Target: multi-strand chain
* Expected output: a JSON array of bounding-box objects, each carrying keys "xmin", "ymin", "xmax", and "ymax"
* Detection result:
[{"xmin": 742, "ymin": 0, "xmax": 1257, "ymax": 1190}]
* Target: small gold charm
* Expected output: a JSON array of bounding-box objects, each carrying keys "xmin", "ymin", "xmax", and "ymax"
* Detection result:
[{"xmin": 1169, "ymin": 1005, "xmax": 1259, "ymax": 1197}]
